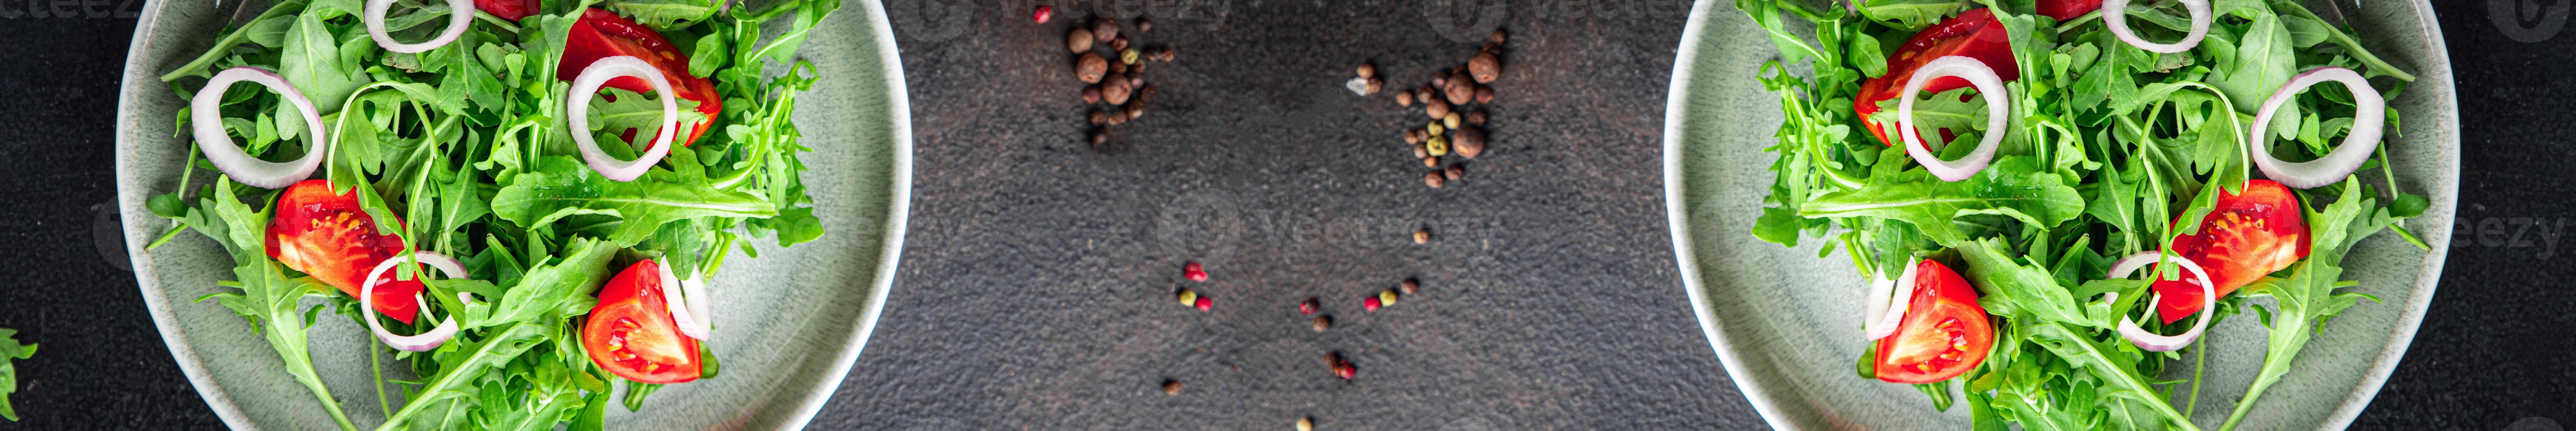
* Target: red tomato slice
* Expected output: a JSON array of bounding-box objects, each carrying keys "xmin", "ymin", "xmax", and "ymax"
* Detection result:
[
  {"xmin": 266, "ymin": 179, "xmax": 423, "ymax": 324},
  {"xmin": 1852, "ymin": 8, "xmax": 2019, "ymax": 147},
  {"xmin": 2151, "ymin": 180, "xmax": 2311, "ymax": 323},
  {"xmin": 583, "ymin": 259, "xmax": 702, "ymax": 384},
  {"xmin": 561, "ymin": 8, "xmax": 723, "ymax": 149},
  {"xmin": 473, "ymin": 0, "xmax": 538, "ymax": 21},
  {"xmin": 2037, "ymin": 0, "xmax": 2104, "ymax": 22},
  {"xmin": 1874, "ymin": 259, "xmax": 1995, "ymax": 384}
]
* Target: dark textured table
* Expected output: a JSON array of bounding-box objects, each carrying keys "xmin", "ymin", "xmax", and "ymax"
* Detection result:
[{"xmin": 0, "ymin": 0, "xmax": 2568, "ymax": 429}]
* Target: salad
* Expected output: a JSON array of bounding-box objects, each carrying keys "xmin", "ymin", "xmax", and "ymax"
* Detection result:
[
  {"xmin": 141, "ymin": 0, "xmax": 839, "ymax": 429},
  {"xmin": 1736, "ymin": 0, "xmax": 2428, "ymax": 429}
]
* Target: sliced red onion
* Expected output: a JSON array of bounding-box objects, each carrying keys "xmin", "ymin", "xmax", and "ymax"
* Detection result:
[
  {"xmin": 2106, "ymin": 251, "xmax": 2216, "ymax": 351},
  {"xmin": 364, "ymin": 0, "xmax": 474, "ymax": 54},
  {"xmin": 360, "ymin": 252, "xmax": 466, "ymax": 352},
  {"xmin": 2249, "ymin": 67, "xmax": 2386, "ymax": 189},
  {"xmin": 2102, "ymin": 0, "xmax": 2210, "ymax": 53},
  {"xmin": 1863, "ymin": 260, "xmax": 1922, "ymax": 341},
  {"xmin": 191, "ymin": 67, "xmax": 328, "ymax": 190},
  {"xmin": 655, "ymin": 260, "xmax": 712, "ymax": 340},
  {"xmin": 1896, "ymin": 56, "xmax": 2009, "ymax": 182},
  {"xmin": 565, "ymin": 56, "xmax": 679, "ymax": 182}
]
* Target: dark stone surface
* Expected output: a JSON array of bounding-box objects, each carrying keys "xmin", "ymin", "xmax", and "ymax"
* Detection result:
[{"xmin": 0, "ymin": 0, "xmax": 2564, "ymax": 430}]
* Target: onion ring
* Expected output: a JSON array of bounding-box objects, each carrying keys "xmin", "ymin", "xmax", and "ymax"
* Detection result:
[
  {"xmin": 1897, "ymin": 56, "xmax": 2009, "ymax": 182},
  {"xmin": 360, "ymin": 252, "xmax": 467, "ymax": 352},
  {"xmin": 565, "ymin": 56, "xmax": 679, "ymax": 182},
  {"xmin": 2249, "ymin": 67, "xmax": 2386, "ymax": 189},
  {"xmin": 2106, "ymin": 251, "xmax": 2217, "ymax": 351},
  {"xmin": 1864, "ymin": 259, "xmax": 1923, "ymax": 341},
  {"xmin": 656, "ymin": 260, "xmax": 712, "ymax": 340},
  {"xmin": 364, "ymin": 0, "xmax": 475, "ymax": 54},
  {"xmin": 191, "ymin": 67, "xmax": 329, "ymax": 189},
  {"xmin": 2102, "ymin": 0, "xmax": 2211, "ymax": 53}
]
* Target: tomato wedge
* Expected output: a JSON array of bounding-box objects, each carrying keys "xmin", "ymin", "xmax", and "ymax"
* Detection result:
[
  {"xmin": 561, "ymin": 8, "xmax": 722, "ymax": 149},
  {"xmin": 265, "ymin": 179, "xmax": 425, "ymax": 323},
  {"xmin": 2037, "ymin": 0, "xmax": 2104, "ymax": 22},
  {"xmin": 1853, "ymin": 8, "xmax": 2019, "ymax": 148},
  {"xmin": 473, "ymin": 0, "xmax": 538, "ymax": 21},
  {"xmin": 583, "ymin": 259, "xmax": 702, "ymax": 384},
  {"xmin": 2151, "ymin": 180, "xmax": 2311, "ymax": 323},
  {"xmin": 1874, "ymin": 259, "xmax": 1995, "ymax": 384}
]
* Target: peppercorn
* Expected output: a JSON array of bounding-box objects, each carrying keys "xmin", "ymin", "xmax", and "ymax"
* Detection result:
[
  {"xmin": 1414, "ymin": 228, "xmax": 1430, "ymax": 244},
  {"xmin": 1467, "ymin": 109, "xmax": 1487, "ymax": 125},
  {"xmin": 1424, "ymin": 171, "xmax": 1444, "ymax": 188},
  {"xmin": 1365, "ymin": 77, "xmax": 1384, "ymax": 95},
  {"xmin": 1076, "ymin": 53, "xmax": 1107, "ymax": 83},
  {"xmin": 1379, "ymin": 289, "xmax": 1399, "ymax": 307},
  {"xmin": 1333, "ymin": 362, "xmax": 1356, "ymax": 380},
  {"xmin": 1404, "ymin": 129, "xmax": 1424, "ymax": 145},
  {"xmin": 1092, "ymin": 18, "xmax": 1119, "ymax": 42},
  {"xmin": 1034, "ymin": 5, "xmax": 1053, "ymax": 23},
  {"xmin": 1101, "ymin": 74, "xmax": 1132, "ymax": 104},
  {"xmin": 1362, "ymin": 296, "xmax": 1381, "ymax": 311},
  {"xmin": 1121, "ymin": 48, "xmax": 1141, "ymax": 65},
  {"xmin": 1400, "ymin": 278, "xmax": 1421, "ymax": 295},
  {"xmin": 1298, "ymin": 417, "xmax": 1315, "ymax": 431},
  {"xmin": 1422, "ymin": 156, "xmax": 1439, "ymax": 168},
  {"xmin": 1413, "ymin": 142, "xmax": 1430, "ymax": 159},
  {"xmin": 1068, "ymin": 28, "xmax": 1094, "ymax": 53},
  {"xmin": 1425, "ymin": 134, "xmax": 1449, "ymax": 157},
  {"xmin": 1424, "ymin": 97, "xmax": 1452, "ymax": 121},
  {"xmin": 1083, "ymin": 85, "xmax": 1102, "ymax": 103},
  {"xmin": 1112, "ymin": 36, "xmax": 1129, "ymax": 51},
  {"xmin": 1444, "ymin": 74, "xmax": 1475, "ymax": 105},
  {"xmin": 1469, "ymin": 51, "xmax": 1501, "ymax": 84},
  {"xmin": 1124, "ymin": 102, "xmax": 1144, "ymax": 121},
  {"xmin": 1109, "ymin": 59, "xmax": 1127, "ymax": 74},
  {"xmin": 1138, "ymin": 17, "xmax": 1152, "ymax": 32},
  {"xmin": 1396, "ymin": 90, "xmax": 1413, "ymax": 106},
  {"xmin": 1490, "ymin": 28, "xmax": 1508, "ymax": 45},
  {"xmin": 1475, "ymin": 85, "xmax": 1494, "ymax": 103},
  {"xmin": 1443, "ymin": 113, "xmax": 1461, "ymax": 129},
  {"xmin": 1162, "ymin": 379, "xmax": 1182, "ymax": 395},
  {"xmin": 1310, "ymin": 315, "xmax": 1332, "ymax": 332},
  {"xmin": 1105, "ymin": 111, "xmax": 1126, "ymax": 125},
  {"xmin": 1300, "ymin": 297, "xmax": 1320, "ymax": 314},
  {"xmin": 1089, "ymin": 109, "xmax": 1108, "ymax": 125},
  {"xmin": 1356, "ymin": 62, "xmax": 1376, "ymax": 79},
  {"xmin": 1431, "ymin": 74, "xmax": 1447, "ymax": 88},
  {"xmin": 1090, "ymin": 129, "xmax": 1108, "ymax": 146},
  {"xmin": 1177, "ymin": 289, "xmax": 1198, "ymax": 307},
  {"xmin": 1183, "ymin": 261, "xmax": 1207, "ymax": 281},
  {"xmin": 1196, "ymin": 296, "xmax": 1213, "ymax": 311},
  {"xmin": 1156, "ymin": 48, "xmax": 1176, "ymax": 61},
  {"xmin": 1450, "ymin": 127, "xmax": 1485, "ymax": 159},
  {"xmin": 1445, "ymin": 164, "xmax": 1465, "ymax": 181},
  {"xmin": 1426, "ymin": 121, "xmax": 1446, "ymax": 137}
]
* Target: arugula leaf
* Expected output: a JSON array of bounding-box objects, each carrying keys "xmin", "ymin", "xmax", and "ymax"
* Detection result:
[
  {"xmin": 194, "ymin": 179, "xmax": 360, "ymax": 431},
  {"xmin": 2217, "ymin": 180, "xmax": 2388, "ymax": 431},
  {"xmin": 2209, "ymin": 10, "xmax": 2299, "ymax": 140},
  {"xmin": 1863, "ymin": 0, "xmax": 1973, "ymax": 31},
  {"xmin": 376, "ymin": 322, "xmax": 552, "ymax": 431},
  {"xmin": 0, "ymin": 327, "xmax": 32, "ymax": 421},
  {"xmin": 492, "ymin": 156, "xmax": 775, "ymax": 247},
  {"xmin": 1801, "ymin": 157, "xmax": 2086, "ymax": 247},
  {"xmin": 606, "ymin": 0, "xmax": 719, "ymax": 29},
  {"xmin": 277, "ymin": 11, "xmax": 374, "ymax": 139},
  {"xmin": 474, "ymin": 237, "xmax": 617, "ymax": 328}
]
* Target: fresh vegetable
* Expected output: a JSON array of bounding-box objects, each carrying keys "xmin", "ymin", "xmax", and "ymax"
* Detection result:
[
  {"xmin": 147, "ymin": 0, "xmax": 842, "ymax": 429},
  {"xmin": 584, "ymin": 260, "xmax": 702, "ymax": 384},
  {"xmin": 268, "ymin": 179, "xmax": 425, "ymax": 323},
  {"xmin": 0, "ymin": 327, "xmax": 32, "ymax": 421},
  {"xmin": 2150, "ymin": 179, "xmax": 2309, "ymax": 323},
  {"xmin": 1737, "ymin": 0, "xmax": 2427, "ymax": 428},
  {"xmin": 1871, "ymin": 259, "xmax": 1993, "ymax": 384},
  {"xmin": 364, "ymin": 0, "xmax": 474, "ymax": 53}
]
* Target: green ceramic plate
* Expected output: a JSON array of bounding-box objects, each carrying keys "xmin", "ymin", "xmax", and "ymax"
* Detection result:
[
  {"xmin": 1662, "ymin": 1, "xmax": 2457, "ymax": 429},
  {"xmin": 111, "ymin": 2, "xmax": 912, "ymax": 429}
]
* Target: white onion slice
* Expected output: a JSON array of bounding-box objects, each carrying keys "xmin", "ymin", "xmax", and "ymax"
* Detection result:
[
  {"xmin": 655, "ymin": 261, "xmax": 712, "ymax": 340},
  {"xmin": 191, "ymin": 67, "xmax": 328, "ymax": 189},
  {"xmin": 2102, "ymin": 0, "xmax": 2211, "ymax": 53},
  {"xmin": 2106, "ymin": 251, "xmax": 2216, "ymax": 351},
  {"xmin": 565, "ymin": 56, "xmax": 680, "ymax": 182},
  {"xmin": 2249, "ymin": 67, "xmax": 2386, "ymax": 189},
  {"xmin": 1897, "ymin": 56, "xmax": 2009, "ymax": 182},
  {"xmin": 360, "ymin": 252, "xmax": 467, "ymax": 352},
  {"xmin": 364, "ymin": 0, "xmax": 474, "ymax": 53},
  {"xmin": 1864, "ymin": 260, "xmax": 1922, "ymax": 341}
]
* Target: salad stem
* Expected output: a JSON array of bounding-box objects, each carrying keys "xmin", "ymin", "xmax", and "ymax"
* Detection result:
[
  {"xmin": 158, "ymin": 0, "xmax": 308, "ymax": 82},
  {"xmin": 2265, "ymin": 0, "xmax": 2415, "ymax": 81}
]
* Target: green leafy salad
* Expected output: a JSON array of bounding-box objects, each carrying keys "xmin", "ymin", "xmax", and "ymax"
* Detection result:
[
  {"xmin": 1735, "ymin": 0, "xmax": 2430, "ymax": 429},
  {"xmin": 140, "ymin": 0, "xmax": 840, "ymax": 429}
]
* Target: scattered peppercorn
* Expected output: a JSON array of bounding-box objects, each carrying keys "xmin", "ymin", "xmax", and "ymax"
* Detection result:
[
  {"xmin": 1396, "ymin": 90, "xmax": 1413, "ymax": 106},
  {"xmin": 1310, "ymin": 315, "xmax": 1332, "ymax": 332},
  {"xmin": 1362, "ymin": 296, "xmax": 1382, "ymax": 311},
  {"xmin": 1297, "ymin": 416, "xmax": 1315, "ymax": 431},
  {"xmin": 1490, "ymin": 28, "xmax": 1508, "ymax": 45},
  {"xmin": 1413, "ymin": 144, "xmax": 1430, "ymax": 160},
  {"xmin": 1102, "ymin": 75, "xmax": 1133, "ymax": 104},
  {"xmin": 1426, "ymin": 121, "xmax": 1446, "ymax": 137},
  {"xmin": 1332, "ymin": 360, "xmax": 1357, "ymax": 380},
  {"xmin": 1082, "ymin": 85, "xmax": 1102, "ymax": 103},
  {"xmin": 1443, "ymin": 112, "xmax": 1462, "ymax": 129},
  {"xmin": 1469, "ymin": 51, "xmax": 1501, "ymax": 84},
  {"xmin": 1404, "ymin": 129, "xmax": 1424, "ymax": 145},
  {"xmin": 1183, "ymin": 261, "xmax": 1207, "ymax": 281},
  {"xmin": 1177, "ymin": 289, "xmax": 1198, "ymax": 307},
  {"xmin": 1196, "ymin": 296, "xmax": 1213, "ymax": 311},
  {"xmin": 1093, "ymin": 18, "xmax": 1119, "ymax": 42},
  {"xmin": 1112, "ymin": 36, "xmax": 1129, "ymax": 51},
  {"xmin": 1137, "ymin": 17, "xmax": 1152, "ymax": 32},
  {"xmin": 1090, "ymin": 110, "xmax": 1108, "ymax": 125},
  {"xmin": 1445, "ymin": 164, "xmax": 1465, "ymax": 181},
  {"xmin": 1400, "ymin": 278, "xmax": 1421, "ymax": 295},
  {"xmin": 1424, "ymin": 97, "xmax": 1452, "ymax": 120},
  {"xmin": 1109, "ymin": 59, "xmax": 1127, "ymax": 74},
  {"xmin": 1450, "ymin": 127, "xmax": 1485, "ymax": 159},
  {"xmin": 1090, "ymin": 129, "xmax": 1108, "ymax": 146},
  {"xmin": 1443, "ymin": 74, "xmax": 1476, "ymax": 105},
  {"xmin": 1299, "ymin": 297, "xmax": 1320, "ymax": 314},
  {"xmin": 1467, "ymin": 109, "xmax": 1487, "ymax": 125},
  {"xmin": 1068, "ymin": 28, "xmax": 1094, "ymax": 53},
  {"xmin": 1034, "ymin": 5, "xmax": 1052, "ymax": 23},
  {"xmin": 1162, "ymin": 379, "xmax": 1182, "ymax": 395},
  {"xmin": 1378, "ymin": 289, "xmax": 1399, "ymax": 307},
  {"xmin": 1120, "ymin": 48, "xmax": 1141, "ymax": 65},
  {"xmin": 1424, "ymin": 172, "xmax": 1445, "ymax": 188},
  {"xmin": 1475, "ymin": 85, "xmax": 1494, "ymax": 103},
  {"xmin": 1357, "ymin": 62, "xmax": 1376, "ymax": 79},
  {"xmin": 1076, "ymin": 53, "xmax": 1107, "ymax": 83},
  {"xmin": 1124, "ymin": 102, "xmax": 1145, "ymax": 121},
  {"xmin": 1425, "ymin": 134, "xmax": 1450, "ymax": 157},
  {"xmin": 1156, "ymin": 48, "xmax": 1176, "ymax": 61},
  {"xmin": 1422, "ymin": 156, "xmax": 1439, "ymax": 168},
  {"xmin": 1414, "ymin": 228, "xmax": 1431, "ymax": 244}
]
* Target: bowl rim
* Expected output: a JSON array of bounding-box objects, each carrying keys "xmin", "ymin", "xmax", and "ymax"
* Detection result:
[
  {"xmin": 108, "ymin": 1, "xmax": 914, "ymax": 428},
  {"xmin": 1658, "ymin": 0, "xmax": 2459, "ymax": 429}
]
